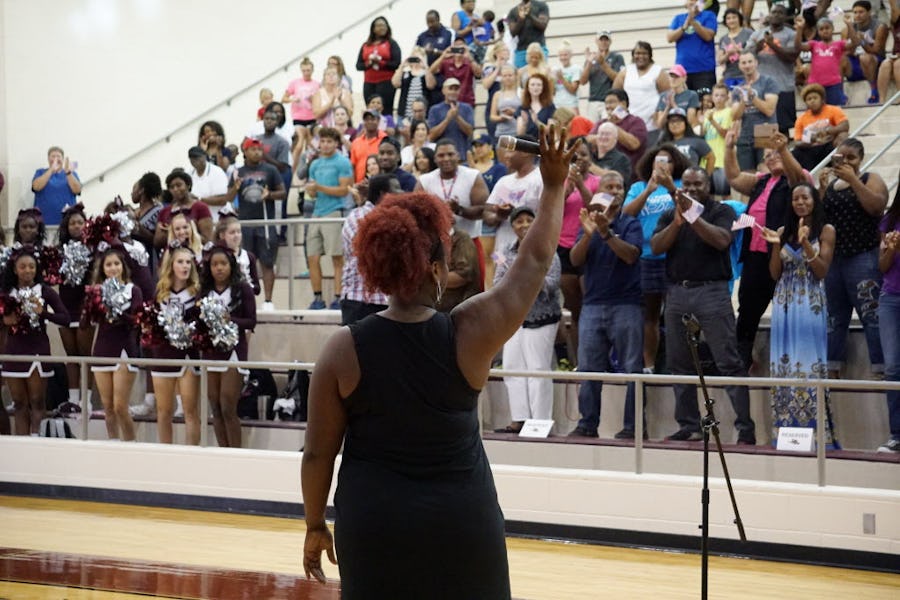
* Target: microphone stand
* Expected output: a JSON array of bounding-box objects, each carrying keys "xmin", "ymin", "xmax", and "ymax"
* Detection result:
[{"xmin": 681, "ymin": 314, "xmax": 747, "ymax": 600}]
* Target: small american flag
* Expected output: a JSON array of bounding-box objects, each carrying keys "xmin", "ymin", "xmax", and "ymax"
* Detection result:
[{"xmin": 731, "ymin": 213, "xmax": 758, "ymax": 231}]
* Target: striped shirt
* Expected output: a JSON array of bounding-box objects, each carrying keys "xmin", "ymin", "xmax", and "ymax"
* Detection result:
[{"xmin": 341, "ymin": 202, "xmax": 389, "ymax": 305}]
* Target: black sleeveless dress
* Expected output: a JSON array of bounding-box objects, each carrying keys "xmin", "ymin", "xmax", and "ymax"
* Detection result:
[{"xmin": 335, "ymin": 312, "xmax": 510, "ymax": 600}]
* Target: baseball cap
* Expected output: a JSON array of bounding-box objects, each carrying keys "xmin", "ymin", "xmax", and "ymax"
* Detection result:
[
  {"xmin": 472, "ymin": 134, "xmax": 493, "ymax": 146},
  {"xmin": 362, "ymin": 109, "xmax": 380, "ymax": 119},
  {"xmin": 509, "ymin": 205, "xmax": 536, "ymax": 222},
  {"xmin": 668, "ymin": 64, "xmax": 687, "ymax": 78},
  {"xmin": 241, "ymin": 138, "xmax": 263, "ymax": 151},
  {"xmin": 187, "ymin": 146, "xmax": 206, "ymax": 159},
  {"xmin": 667, "ymin": 107, "xmax": 687, "ymax": 119},
  {"xmin": 443, "ymin": 77, "xmax": 462, "ymax": 88},
  {"xmin": 597, "ymin": 30, "xmax": 612, "ymax": 39}
]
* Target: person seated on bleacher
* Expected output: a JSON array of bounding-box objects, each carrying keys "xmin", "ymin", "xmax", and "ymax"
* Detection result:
[
  {"xmin": 667, "ymin": 0, "xmax": 719, "ymax": 93},
  {"xmin": 792, "ymin": 83, "xmax": 850, "ymax": 171},
  {"xmin": 841, "ymin": 0, "xmax": 890, "ymax": 104},
  {"xmin": 593, "ymin": 89, "xmax": 648, "ymax": 177},
  {"xmin": 588, "ymin": 123, "xmax": 632, "ymax": 185}
]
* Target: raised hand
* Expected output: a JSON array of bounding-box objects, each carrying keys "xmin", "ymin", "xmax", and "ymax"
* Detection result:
[
  {"xmin": 797, "ymin": 217, "xmax": 810, "ymax": 244},
  {"xmin": 578, "ymin": 207, "xmax": 597, "ymax": 234},
  {"xmin": 538, "ymin": 123, "xmax": 579, "ymax": 188},
  {"xmin": 760, "ymin": 226, "xmax": 782, "ymax": 244}
]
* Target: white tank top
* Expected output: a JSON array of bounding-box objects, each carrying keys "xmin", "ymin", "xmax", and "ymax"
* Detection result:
[
  {"xmin": 624, "ymin": 63, "xmax": 663, "ymax": 132},
  {"xmin": 419, "ymin": 165, "xmax": 482, "ymax": 238}
]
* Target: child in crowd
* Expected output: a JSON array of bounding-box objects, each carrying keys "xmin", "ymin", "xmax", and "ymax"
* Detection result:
[
  {"xmin": 215, "ymin": 211, "xmax": 261, "ymax": 295},
  {"xmin": 146, "ymin": 247, "xmax": 201, "ymax": 445},
  {"xmin": 198, "ymin": 245, "xmax": 257, "ymax": 448},
  {"xmin": 56, "ymin": 203, "xmax": 94, "ymax": 407},
  {"xmin": 1, "ymin": 247, "xmax": 69, "ymax": 435},
  {"xmin": 257, "ymin": 88, "xmax": 274, "ymax": 120},
  {"xmin": 85, "ymin": 247, "xmax": 143, "ymax": 441},
  {"xmin": 551, "ymin": 41, "xmax": 582, "ymax": 113},
  {"xmin": 795, "ymin": 13, "xmax": 861, "ymax": 106},
  {"xmin": 702, "ymin": 83, "xmax": 734, "ymax": 195},
  {"xmin": 471, "ymin": 10, "xmax": 497, "ymax": 64}
]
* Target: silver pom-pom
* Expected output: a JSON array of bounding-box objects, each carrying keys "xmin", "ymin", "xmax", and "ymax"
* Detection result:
[
  {"xmin": 123, "ymin": 240, "xmax": 149, "ymax": 267},
  {"xmin": 60, "ymin": 240, "xmax": 93, "ymax": 286},
  {"xmin": 198, "ymin": 296, "xmax": 238, "ymax": 351},
  {"xmin": 11, "ymin": 285, "xmax": 45, "ymax": 329},
  {"xmin": 110, "ymin": 212, "xmax": 135, "ymax": 237},
  {"xmin": 158, "ymin": 300, "xmax": 195, "ymax": 350},
  {"xmin": 101, "ymin": 278, "xmax": 132, "ymax": 322}
]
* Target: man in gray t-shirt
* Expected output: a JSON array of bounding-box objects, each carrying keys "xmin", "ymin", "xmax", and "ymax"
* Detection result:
[
  {"xmin": 731, "ymin": 52, "xmax": 779, "ymax": 171},
  {"xmin": 580, "ymin": 30, "xmax": 625, "ymax": 122},
  {"xmin": 748, "ymin": 4, "xmax": 797, "ymax": 135}
]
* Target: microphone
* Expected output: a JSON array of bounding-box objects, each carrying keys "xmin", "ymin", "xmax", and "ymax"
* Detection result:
[
  {"xmin": 497, "ymin": 135, "xmax": 541, "ymax": 156},
  {"xmin": 682, "ymin": 313, "xmax": 702, "ymax": 336}
]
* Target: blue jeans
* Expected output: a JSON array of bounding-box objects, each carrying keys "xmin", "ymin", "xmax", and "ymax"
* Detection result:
[
  {"xmin": 664, "ymin": 282, "xmax": 755, "ymax": 438},
  {"xmin": 877, "ymin": 293, "xmax": 900, "ymax": 439},
  {"xmin": 825, "ymin": 247, "xmax": 884, "ymax": 372},
  {"xmin": 576, "ymin": 303, "xmax": 643, "ymax": 432}
]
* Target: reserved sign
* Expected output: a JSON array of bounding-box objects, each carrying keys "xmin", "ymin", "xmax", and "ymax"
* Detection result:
[
  {"xmin": 519, "ymin": 419, "xmax": 554, "ymax": 438},
  {"xmin": 776, "ymin": 427, "xmax": 815, "ymax": 452}
]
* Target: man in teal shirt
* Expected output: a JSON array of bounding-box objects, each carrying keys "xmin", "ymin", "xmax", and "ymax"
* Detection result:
[{"xmin": 307, "ymin": 127, "xmax": 354, "ymax": 309}]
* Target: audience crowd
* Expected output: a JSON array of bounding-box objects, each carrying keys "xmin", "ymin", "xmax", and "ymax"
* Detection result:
[{"xmin": 6, "ymin": 0, "xmax": 900, "ymax": 453}]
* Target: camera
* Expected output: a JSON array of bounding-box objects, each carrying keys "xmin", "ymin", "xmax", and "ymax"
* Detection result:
[
  {"xmin": 408, "ymin": 56, "xmax": 421, "ymax": 64},
  {"xmin": 451, "ymin": 47, "xmax": 465, "ymax": 54}
]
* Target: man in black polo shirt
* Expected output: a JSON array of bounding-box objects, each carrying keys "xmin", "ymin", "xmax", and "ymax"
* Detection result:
[{"xmin": 650, "ymin": 167, "xmax": 756, "ymax": 445}]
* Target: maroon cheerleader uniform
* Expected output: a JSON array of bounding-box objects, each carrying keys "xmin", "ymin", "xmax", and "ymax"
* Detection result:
[
  {"xmin": 200, "ymin": 282, "xmax": 257, "ymax": 375},
  {"xmin": 149, "ymin": 288, "xmax": 199, "ymax": 378},
  {"xmin": 122, "ymin": 240, "xmax": 155, "ymax": 303},
  {"xmin": 90, "ymin": 283, "xmax": 143, "ymax": 373},
  {"xmin": 1, "ymin": 284, "xmax": 70, "ymax": 378}
]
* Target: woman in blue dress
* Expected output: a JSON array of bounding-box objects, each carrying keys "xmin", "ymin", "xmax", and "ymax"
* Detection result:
[{"xmin": 761, "ymin": 182, "xmax": 840, "ymax": 448}]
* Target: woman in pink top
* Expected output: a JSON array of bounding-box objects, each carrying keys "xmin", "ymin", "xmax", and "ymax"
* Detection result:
[
  {"xmin": 283, "ymin": 57, "xmax": 321, "ymax": 167},
  {"xmin": 795, "ymin": 14, "xmax": 860, "ymax": 106},
  {"xmin": 558, "ymin": 139, "xmax": 600, "ymax": 363}
]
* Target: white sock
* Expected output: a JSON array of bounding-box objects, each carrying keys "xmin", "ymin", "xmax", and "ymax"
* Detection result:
[
  {"xmin": 68, "ymin": 389, "xmax": 80, "ymax": 403},
  {"xmin": 144, "ymin": 393, "xmax": 156, "ymax": 408},
  {"xmin": 176, "ymin": 395, "xmax": 183, "ymax": 413}
]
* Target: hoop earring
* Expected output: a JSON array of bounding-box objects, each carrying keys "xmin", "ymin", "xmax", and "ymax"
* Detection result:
[{"xmin": 434, "ymin": 278, "xmax": 444, "ymax": 306}]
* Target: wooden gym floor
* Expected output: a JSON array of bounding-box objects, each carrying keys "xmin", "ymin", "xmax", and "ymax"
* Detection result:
[{"xmin": 0, "ymin": 497, "xmax": 897, "ymax": 599}]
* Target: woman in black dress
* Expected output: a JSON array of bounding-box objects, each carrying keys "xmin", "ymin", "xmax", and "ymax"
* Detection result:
[
  {"xmin": 198, "ymin": 245, "xmax": 256, "ymax": 448},
  {"xmin": 1, "ymin": 248, "xmax": 69, "ymax": 434},
  {"xmin": 86, "ymin": 247, "xmax": 143, "ymax": 441},
  {"xmin": 301, "ymin": 125, "xmax": 577, "ymax": 598}
]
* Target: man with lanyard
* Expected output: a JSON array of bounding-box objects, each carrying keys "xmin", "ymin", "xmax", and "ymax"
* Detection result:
[
  {"xmin": 507, "ymin": 0, "xmax": 551, "ymax": 68},
  {"xmin": 415, "ymin": 138, "xmax": 489, "ymax": 289},
  {"xmin": 666, "ymin": 0, "xmax": 718, "ymax": 92},
  {"xmin": 650, "ymin": 167, "xmax": 756, "ymax": 445},
  {"xmin": 748, "ymin": 4, "xmax": 798, "ymax": 136}
]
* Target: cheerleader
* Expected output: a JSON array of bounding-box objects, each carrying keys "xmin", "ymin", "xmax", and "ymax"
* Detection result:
[
  {"xmin": 148, "ymin": 247, "xmax": 201, "ymax": 444},
  {"xmin": 11, "ymin": 208, "xmax": 46, "ymax": 248},
  {"xmin": 214, "ymin": 210, "xmax": 261, "ymax": 295},
  {"xmin": 57, "ymin": 203, "xmax": 95, "ymax": 406},
  {"xmin": 198, "ymin": 244, "xmax": 256, "ymax": 447},
  {"xmin": 85, "ymin": 247, "xmax": 142, "ymax": 441},
  {"xmin": 1, "ymin": 247, "xmax": 69, "ymax": 435},
  {"xmin": 163, "ymin": 210, "xmax": 203, "ymax": 264}
]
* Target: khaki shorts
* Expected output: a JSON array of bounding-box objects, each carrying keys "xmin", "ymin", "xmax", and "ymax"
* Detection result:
[{"xmin": 306, "ymin": 211, "xmax": 343, "ymax": 257}]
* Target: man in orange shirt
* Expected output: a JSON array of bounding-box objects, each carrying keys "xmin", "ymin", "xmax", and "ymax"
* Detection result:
[
  {"xmin": 791, "ymin": 83, "xmax": 849, "ymax": 170},
  {"xmin": 350, "ymin": 109, "xmax": 387, "ymax": 182}
]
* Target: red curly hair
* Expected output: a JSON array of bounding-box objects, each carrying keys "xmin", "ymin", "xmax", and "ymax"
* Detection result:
[{"xmin": 354, "ymin": 192, "xmax": 454, "ymax": 301}]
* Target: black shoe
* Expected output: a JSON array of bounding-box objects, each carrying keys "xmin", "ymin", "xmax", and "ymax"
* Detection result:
[
  {"xmin": 737, "ymin": 436, "xmax": 757, "ymax": 446},
  {"xmin": 567, "ymin": 426, "xmax": 598, "ymax": 438},
  {"xmin": 614, "ymin": 428, "xmax": 649, "ymax": 440},
  {"xmin": 493, "ymin": 422, "xmax": 524, "ymax": 434},
  {"xmin": 666, "ymin": 429, "xmax": 702, "ymax": 441}
]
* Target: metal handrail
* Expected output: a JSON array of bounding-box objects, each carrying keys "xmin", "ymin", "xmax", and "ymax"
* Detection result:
[
  {"xmin": 862, "ymin": 133, "xmax": 900, "ymax": 172},
  {"xmin": 20, "ymin": 352, "xmax": 897, "ymax": 487},
  {"xmin": 80, "ymin": 1, "xmax": 396, "ymax": 187},
  {"xmin": 810, "ymin": 89, "xmax": 900, "ymax": 177}
]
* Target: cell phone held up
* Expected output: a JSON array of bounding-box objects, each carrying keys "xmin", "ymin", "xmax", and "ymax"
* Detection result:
[
  {"xmin": 451, "ymin": 47, "xmax": 465, "ymax": 55},
  {"xmin": 753, "ymin": 123, "xmax": 778, "ymax": 149}
]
